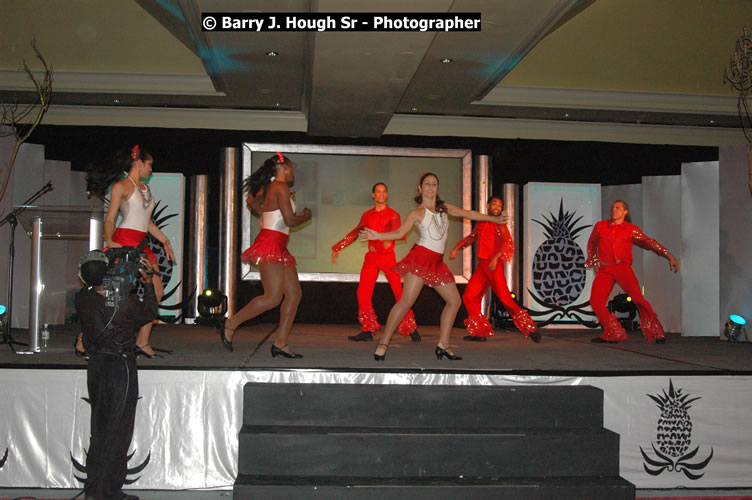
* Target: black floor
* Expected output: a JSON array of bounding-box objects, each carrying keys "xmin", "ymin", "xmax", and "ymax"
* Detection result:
[{"xmin": 1, "ymin": 323, "xmax": 749, "ymax": 375}]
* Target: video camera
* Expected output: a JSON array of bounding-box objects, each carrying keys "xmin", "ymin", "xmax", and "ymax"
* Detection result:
[{"xmin": 102, "ymin": 240, "xmax": 150, "ymax": 312}]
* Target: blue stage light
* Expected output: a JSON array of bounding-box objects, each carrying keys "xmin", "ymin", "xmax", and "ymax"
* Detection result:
[
  {"xmin": 724, "ymin": 314, "xmax": 748, "ymax": 342},
  {"xmin": 729, "ymin": 314, "xmax": 747, "ymax": 325}
]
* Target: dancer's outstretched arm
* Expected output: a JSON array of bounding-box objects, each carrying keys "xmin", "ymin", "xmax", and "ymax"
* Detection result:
[{"xmin": 445, "ymin": 203, "xmax": 507, "ymax": 224}]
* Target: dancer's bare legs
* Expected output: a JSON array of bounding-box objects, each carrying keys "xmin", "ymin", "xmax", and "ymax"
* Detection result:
[
  {"xmin": 224, "ymin": 263, "xmax": 288, "ymax": 342},
  {"xmin": 374, "ymin": 273, "xmax": 424, "ymax": 357},
  {"xmin": 224, "ymin": 264, "xmax": 302, "ymax": 354},
  {"xmin": 271, "ymin": 265, "xmax": 303, "ymax": 354},
  {"xmin": 432, "ymin": 282, "xmax": 462, "ymax": 354},
  {"xmin": 136, "ymin": 273, "xmax": 164, "ymax": 356}
]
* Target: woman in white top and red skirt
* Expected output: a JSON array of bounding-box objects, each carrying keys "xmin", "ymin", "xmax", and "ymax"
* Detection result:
[
  {"xmin": 361, "ymin": 173, "xmax": 507, "ymax": 361},
  {"xmin": 85, "ymin": 145, "xmax": 176, "ymax": 358},
  {"xmin": 221, "ymin": 153, "xmax": 312, "ymax": 358}
]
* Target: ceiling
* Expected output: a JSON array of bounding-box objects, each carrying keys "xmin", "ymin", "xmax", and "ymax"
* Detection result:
[{"xmin": 0, "ymin": 0, "xmax": 749, "ymax": 144}]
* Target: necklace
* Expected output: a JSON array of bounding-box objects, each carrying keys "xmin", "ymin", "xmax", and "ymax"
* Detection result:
[
  {"xmin": 128, "ymin": 175, "xmax": 152, "ymax": 209},
  {"xmin": 428, "ymin": 211, "xmax": 448, "ymax": 240}
]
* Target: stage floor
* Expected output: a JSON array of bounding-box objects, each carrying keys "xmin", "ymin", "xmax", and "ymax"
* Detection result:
[{"xmin": 2, "ymin": 323, "xmax": 750, "ymax": 375}]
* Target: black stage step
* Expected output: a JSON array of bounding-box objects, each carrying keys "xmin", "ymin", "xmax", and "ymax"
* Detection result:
[
  {"xmin": 234, "ymin": 383, "xmax": 634, "ymax": 499},
  {"xmin": 234, "ymin": 475, "xmax": 635, "ymax": 500},
  {"xmin": 241, "ymin": 383, "xmax": 605, "ymax": 428}
]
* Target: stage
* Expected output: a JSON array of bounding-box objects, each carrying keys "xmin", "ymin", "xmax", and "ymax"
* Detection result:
[
  {"xmin": 0, "ymin": 323, "xmax": 751, "ymax": 496},
  {"xmin": 2, "ymin": 323, "xmax": 748, "ymax": 374}
]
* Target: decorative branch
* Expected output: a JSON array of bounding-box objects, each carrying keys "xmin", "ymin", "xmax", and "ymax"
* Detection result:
[{"xmin": 0, "ymin": 39, "xmax": 53, "ymax": 207}]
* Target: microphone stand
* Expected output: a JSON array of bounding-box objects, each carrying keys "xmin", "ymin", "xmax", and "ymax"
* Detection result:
[{"xmin": 0, "ymin": 182, "xmax": 54, "ymax": 353}]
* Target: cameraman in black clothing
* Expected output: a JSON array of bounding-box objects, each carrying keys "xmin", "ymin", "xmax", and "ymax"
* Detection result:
[{"xmin": 75, "ymin": 250, "xmax": 158, "ymax": 500}]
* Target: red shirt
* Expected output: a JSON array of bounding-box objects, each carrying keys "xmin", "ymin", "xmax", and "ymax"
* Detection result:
[
  {"xmin": 586, "ymin": 220, "xmax": 669, "ymax": 266},
  {"xmin": 456, "ymin": 221, "xmax": 514, "ymax": 261},
  {"xmin": 332, "ymin": 206, "xmax": 403, "ymax": 255}
]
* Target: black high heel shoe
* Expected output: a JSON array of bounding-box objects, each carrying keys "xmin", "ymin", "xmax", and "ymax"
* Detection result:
[
  {"xmin": 435, "ymin": 346, "xmax": 463, "ymax": 361},
  {"xmin": 374, "ymin": 343, "xmax": 389, "ymax": 361},
  {"xmin": 218, "ymin": 320, "xmax": 234, "ymax": 352},
  {"xmin": 74, "ymin": 337, "xmax": 87, "ymax": 358},
  {"xmin": 271, "ymin": 344, "xmax": 303, "ymax": 359},
  {"xmin": 135, "ymin": 344, "xmax": 163, "ymax": 359}
]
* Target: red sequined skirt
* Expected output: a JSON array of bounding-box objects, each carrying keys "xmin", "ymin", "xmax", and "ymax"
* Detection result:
[
  {"xmin": 393, "ymin": 244, "xmax": 454, "ymax": 287},
  {"xmin": 241, "ymin": 229, "xmax": 296, "ymax": 267},
  {"xmin": 110, "ymin": 228, "xmax": 158, "ymax": 265}
]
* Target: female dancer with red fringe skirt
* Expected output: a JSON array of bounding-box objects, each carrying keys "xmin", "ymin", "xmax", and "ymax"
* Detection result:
[
  {"xmin": 361, "ymin": 173, "xmax": 506, "ymax": 361},
  {"xmin": 85, "ymin": 145, "xmax": 176, "ymax": 358},
  {"xmin": 220, "ymin": 153, "xmax": 312, "ymax": 358}
]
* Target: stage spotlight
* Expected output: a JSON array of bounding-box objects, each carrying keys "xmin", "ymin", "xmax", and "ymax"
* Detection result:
[
  {"xmin": 610, "ymin": 293, "xmax": 635, "ymax": 313},
  {"xmin": 608, "ymin": 293, "xmax": 637, "ymax": 330},
  {"xmin": 197, "ymin": 289, "xmax": 227, "ymax": 319},
  {"xmin": 723, "ymin": 314, "xmax": 748, "ymax": 342}
]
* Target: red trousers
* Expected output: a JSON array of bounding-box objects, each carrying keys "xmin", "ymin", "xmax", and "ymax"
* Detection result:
[
  {"xmin": 357, "ymin": 251, "xmax": 416, "ymax": 335},
  {"xmin": 463, "ymin": 259, "xmax": 536, "ymax": 337},
  {"xmin": 590, "ymin": 263, "xmax": 665, "ymax": 342}
]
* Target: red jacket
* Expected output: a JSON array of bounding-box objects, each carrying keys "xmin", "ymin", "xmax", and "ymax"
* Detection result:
[
  {"xmin": 456, "ymin": 221, "xmax": 514, "ymax": 261},
  {"xmin": 332, "ymin": 207, "xmax": 403, "ymax": 255},
  {"xmin": 586, "ymin": 220, "xmax": 669, "ymax": 266}
]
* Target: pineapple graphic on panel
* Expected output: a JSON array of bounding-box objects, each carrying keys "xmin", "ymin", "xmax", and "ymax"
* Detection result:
[
  {"xmin": 640, "ymin": 380, "xmax": 713, "ymax": 479},
  {"xmin": 523, "ymin": 183, "xmax": 600, "ymax": 326},
  {"xmin": 531, "ymin": 199, "xmax": 589, "ymax": 306}
]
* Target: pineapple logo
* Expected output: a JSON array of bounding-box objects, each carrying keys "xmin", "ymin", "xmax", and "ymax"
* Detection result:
[
  {"xmin": 70, "ymin": 395, "xmax": 151, "ymax": 485},
  {"xmin": 640, "ymin": 380, "xmax": 713, "ymax": 479},
  {"xmin": 528, "ymin": 199, "xmax": 597, "ymax": 325}
]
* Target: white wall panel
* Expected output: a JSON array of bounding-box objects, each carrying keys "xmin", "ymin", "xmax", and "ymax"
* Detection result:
[
  {"xmin": 681, "ymin": 162, "xmax": 720, "ymax": 336},
  {"xmin": 8, "ymin": 143, "xmax": 45, "ymax": 329},
  {"xmin": 719, "ymin": 145, "xmax": 752, "ymax": 337},
  {"xmin": 641, "ymin": 175, "xmax": 682, "ymax": 333}
]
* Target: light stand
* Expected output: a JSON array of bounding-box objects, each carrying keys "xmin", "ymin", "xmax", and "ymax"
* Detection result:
[{"xmin": 0, "ymin": 182, "xmax": 53, "ymax": 353}]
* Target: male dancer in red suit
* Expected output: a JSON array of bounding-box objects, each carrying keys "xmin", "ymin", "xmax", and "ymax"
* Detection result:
[
  {"xmin": 585, "ymin": 200, "xmax": 678, "ymax": 344},
  {"xmin": 449, "ymin": 195, "xmax": 540, "ymax": 342},
  {"xmin": 332, "ymin": 183, "xmax": 419, "ymax": 341}
]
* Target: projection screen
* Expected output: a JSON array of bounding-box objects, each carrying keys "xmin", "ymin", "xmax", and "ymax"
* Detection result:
[{"xmin": 241, "ymin": 144, "xmax": 472, "ymax": 282}]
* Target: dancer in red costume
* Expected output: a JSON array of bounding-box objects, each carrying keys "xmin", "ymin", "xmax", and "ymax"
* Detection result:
[
  {"xmin": 85, "ymin": 145, "xmax": 176, "ymax": 359},
  {"xmin": 332, "ymin": 183, "xmax": 420, "ymax": 342},
  {"xmin": 449, "ymin": 195, "xmax": 540, "ymax": 343},
  {"xmin": 220, "ymin": 153, "xmax": 312, "ymax": 358},
  {"xmin": 586, "ymin": 200, "xmax": 678, "ymax": 344},
  {"xmin": 362, "ymin": 173, "xmax": 506, "ymax": 361}
]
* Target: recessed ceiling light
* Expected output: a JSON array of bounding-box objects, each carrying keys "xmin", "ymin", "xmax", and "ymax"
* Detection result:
[
  {"xmin": 564, "ymin": 113, "xmax": 569, "ymax": 118},
  {"xmin": 709, "ymin": 119, "xmax": 715, "ymax": 124},
  {"xmin": 266, "ymin": 51, "xmax": 278, "ymax": 57},
  {"xmin": 113, "ymin": 98, "xmax": 120, "ymax": 104},
  {"xmin": 440, "ymin": 58, "xmax": 453, "ymax": 64}
]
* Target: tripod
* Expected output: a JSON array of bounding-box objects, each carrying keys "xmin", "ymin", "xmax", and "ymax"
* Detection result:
[{"xmin": 0, "ymin": 182, "xmax": 53, "ymax": 353}]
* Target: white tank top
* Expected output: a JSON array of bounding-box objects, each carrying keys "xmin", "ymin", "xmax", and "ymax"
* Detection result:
[
  {"xmin": 416, "ymin": 209, "xmax": 449, "ymax": 253},
  {"xmin": 118, "ymin": 179, "xmax": 155, "ymax": 232},
  {"xmin": 261, "ymin": 197, "xmax": 296, "ymax": 235}
]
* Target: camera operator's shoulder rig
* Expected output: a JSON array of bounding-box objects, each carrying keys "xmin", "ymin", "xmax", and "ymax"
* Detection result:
[{"xmin": 102, "ymin": 239, "xmax": 150, "ymax": 315}]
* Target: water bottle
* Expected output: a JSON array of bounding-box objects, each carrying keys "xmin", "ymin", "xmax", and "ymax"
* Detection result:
[{"xmin": 40, "ymin": 323, "xmax": 50, "ymax": 351}]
